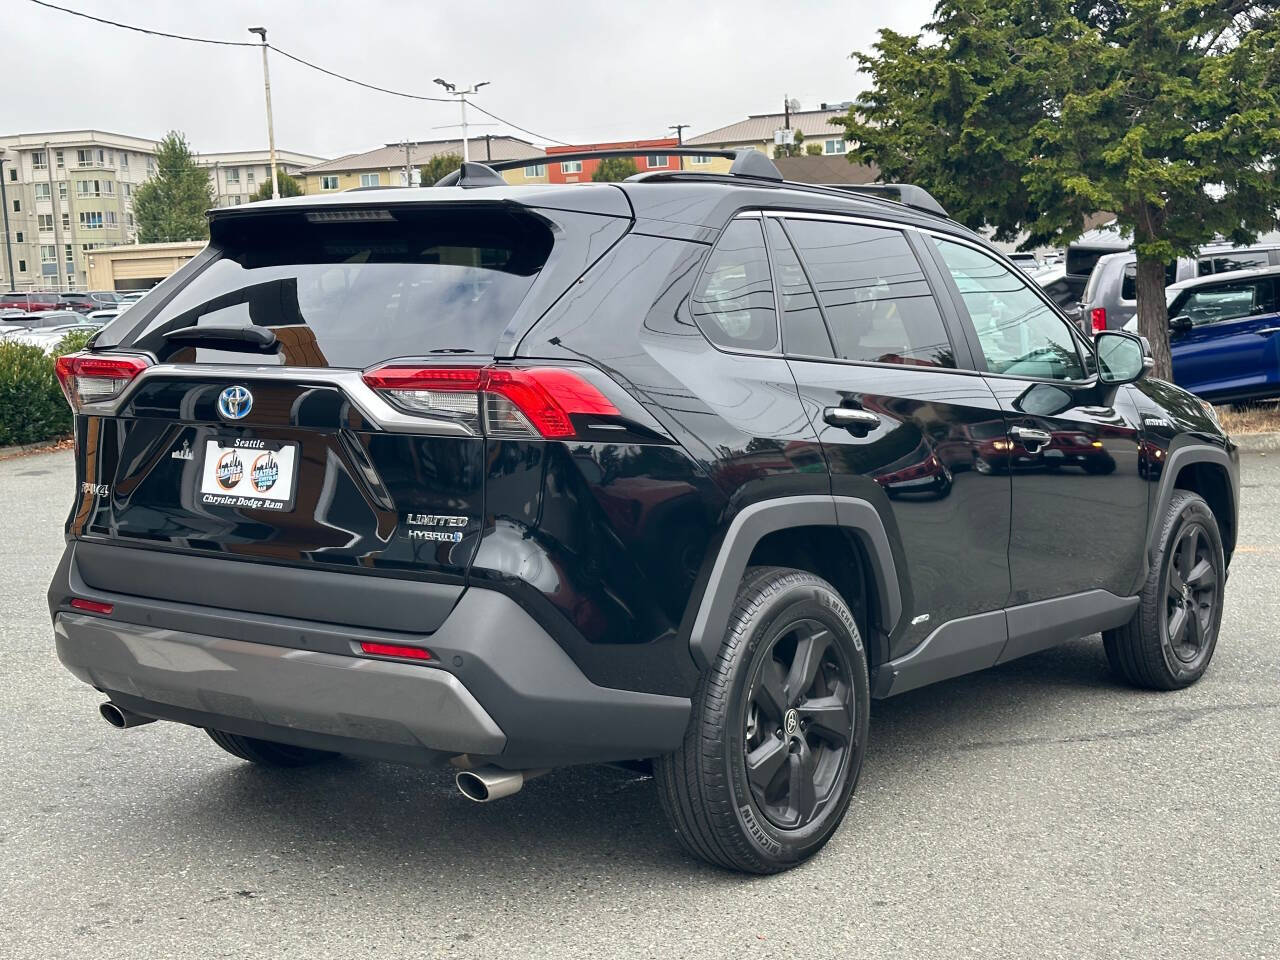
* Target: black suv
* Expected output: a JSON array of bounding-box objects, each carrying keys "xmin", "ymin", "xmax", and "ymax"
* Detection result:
[{"xmin": 48, "ymin": 151, "xmax": 1239, "ymax": 874}]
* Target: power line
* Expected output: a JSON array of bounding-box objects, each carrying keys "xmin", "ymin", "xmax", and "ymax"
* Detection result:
[
  {"xmin": 28, "ymin": 0, "xmax": 255, "ymax": 46},
  {"xmin": 28, "ymin": 0, "xmax": 575, "ymax": 146},
  {"xmin": 463, "ymin": 101, "xmax": 572, "ymax": 147},
  {"xmin": 266, "ymin": 45, "xmax": 453, "ymax": 103}
]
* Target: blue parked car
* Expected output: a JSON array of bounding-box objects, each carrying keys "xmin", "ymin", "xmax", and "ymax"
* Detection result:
[{"xmin": 1127, "ymin": 265, "xmax": 1280, "ymax": 404}]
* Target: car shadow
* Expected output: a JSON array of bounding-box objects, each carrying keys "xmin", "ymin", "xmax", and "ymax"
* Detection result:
[{"xmin": 117, "ymin": 636, "xmax": 1124, "ymax": 883}]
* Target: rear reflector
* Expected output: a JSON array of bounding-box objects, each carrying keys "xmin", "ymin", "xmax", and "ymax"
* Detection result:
[
  {"xmin": 359, "ymin": 641, "xmax": 433, "ymax": 661},
  {"xmin": 1090, "ymin": 308, "xmax": 1107, "ymax": 333},
  {"xmin": 54, "ymin": 353, "xmax": 149, "ymax": 411},
  {"xmin": 362, "ymin": 364, "xmax": 619, "ymax": 439},
  {"xmin": 70, "ymin": 598, "xmax": 114, "ymax": 615}
]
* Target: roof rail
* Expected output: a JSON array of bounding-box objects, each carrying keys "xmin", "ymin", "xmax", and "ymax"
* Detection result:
[
  {"xmin": 821, "ymin": 183, "xmax": 948, "ymax": 218},
  {"xmin": 477, "ymin": 147, "xmax": 784, "ymax": 182}
]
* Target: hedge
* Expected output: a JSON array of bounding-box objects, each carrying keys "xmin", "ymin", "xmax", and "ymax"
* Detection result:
[{"xmin": 0, "ymin": 330, "xmax": 95, "ymax": 447}]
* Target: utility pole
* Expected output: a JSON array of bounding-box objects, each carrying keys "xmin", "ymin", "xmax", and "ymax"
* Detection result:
[
  {"xmin": 433, "ymin": 79, "xmax": 490, "ymax": 163},
  {"xmin": 669, "ymin": 124, "xmax": 690, "ymax": 171},
  {"xmin": 0, "ymin": 153, "xmax": 14, "ymax": 291},
  {"xmin": 484, "ymin": 134, "xmax": 492, "ymax": 162},
  {"xmin": 404, "ymin": 140, "xmax": 412, "ymax": 187},
  {"xmin": 249, "ymin": 27, "xmax": 280, "ymax": 200},
  {"xmin": 784, "ymin": 95, "xmax": 791, "ymax": 130}
]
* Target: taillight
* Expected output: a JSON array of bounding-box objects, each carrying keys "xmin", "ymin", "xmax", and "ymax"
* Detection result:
[
  {"xmin": 362, "ymin": 364, "xmax": 619, "ymax": 439},
  {"xmin": 1090, "ymin": 308, "xmax": 1107, "ymax": 333},
  {"xmin": 54, "ymin": 352, "xmax": 149, "ymax": 411}
]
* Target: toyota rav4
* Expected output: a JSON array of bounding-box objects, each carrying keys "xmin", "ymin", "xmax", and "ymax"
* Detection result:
[{"xmin": 48, "ymin": 150, "xmax": 1239, "ymax": 873}]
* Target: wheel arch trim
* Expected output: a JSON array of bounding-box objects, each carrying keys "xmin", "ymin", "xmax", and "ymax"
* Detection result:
[
  {"xmin": 687, "ymin": 495, "xmax": 903, "ymax": 670},
  {"xmin": 1148, "ymin": 441, "xmax": 1238, "ymax": 564}
]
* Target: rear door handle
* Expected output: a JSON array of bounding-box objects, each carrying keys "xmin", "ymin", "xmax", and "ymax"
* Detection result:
[
  {"xmin": 1254, "ymin": 326, "xmax": 1280, "ymax": 336},
  {"xmin": 1009, "ymin": 425, "xmax": 1052, "ymax": 449},
  {"xmin": 823, "ymin": 407, "xmax": 881, "ymax": 432}
]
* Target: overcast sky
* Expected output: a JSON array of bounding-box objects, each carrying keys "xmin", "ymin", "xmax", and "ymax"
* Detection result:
[{"xmin": 8, "ymin": 0, "xmax": 936, "ymax": 159}]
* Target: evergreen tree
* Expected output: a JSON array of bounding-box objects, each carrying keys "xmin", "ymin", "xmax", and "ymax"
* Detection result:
[
  {"xmin": 133, "ymin": 132, "xmax": 215, "ymax": 242},
  {"xmin": 841, "ymin": 1, "xmax": 1280, "ymax": 378}
]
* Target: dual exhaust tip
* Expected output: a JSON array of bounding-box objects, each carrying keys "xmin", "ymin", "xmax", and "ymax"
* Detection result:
[{"xmin": 100, "ymin": 702, "xmax": 542, "ymax": 802}]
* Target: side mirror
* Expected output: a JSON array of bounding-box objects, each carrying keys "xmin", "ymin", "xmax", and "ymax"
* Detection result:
[
  {"xmin": 1169, "ymin": 315, "xmax": 1192, "ymax": 335},
  {"xmin": 1095, "ymin": 330, "xmax": 1151, "ymax": 385}
]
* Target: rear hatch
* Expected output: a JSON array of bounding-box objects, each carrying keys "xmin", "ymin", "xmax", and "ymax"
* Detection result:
[{"xmin": 62, "ymin": 196, "xmax": 631, "ymax": 628}]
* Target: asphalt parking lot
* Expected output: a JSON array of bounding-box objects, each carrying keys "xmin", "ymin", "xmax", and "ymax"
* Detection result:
[{"xmin": 1, "ymin": 448, "xmax": 1276, "ymax": 959}]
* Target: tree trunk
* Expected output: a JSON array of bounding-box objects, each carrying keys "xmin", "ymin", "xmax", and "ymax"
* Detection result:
[{"xmin": 1134, "ymin": 252, "xmax": 1172, "ymax": 381}]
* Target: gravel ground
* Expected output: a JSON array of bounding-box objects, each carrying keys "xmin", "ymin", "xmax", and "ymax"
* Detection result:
[{"xmin": 1, "ymin": 449, "xmax": 1276, "ymax": 959}]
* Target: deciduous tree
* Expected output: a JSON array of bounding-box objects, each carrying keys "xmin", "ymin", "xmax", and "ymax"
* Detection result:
[{"xmin": 249, "ymin": 171, "xmax": 303, "ymax": 202}]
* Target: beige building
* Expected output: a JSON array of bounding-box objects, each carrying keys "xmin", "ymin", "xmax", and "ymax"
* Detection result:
[
  {"xmin": 684, "ymin": 104, "xmax": 854, "ymax": 173},
  {"xmin": 85, "ymin": 240, "xmax": 205, "ymax": 292},
  {"xmin": 0, "ymin": 130, "xmax": 160, "ymax": 291},
  {"xmin": 197, "ymin": 149, "xmax": 328, "ymax": 207},
  {"xmin": 0, "ymin": 130, "xmax": 324, "ymax": 291},
  {"xmin": 300, "ymin": 136, "xmax": 546, "ymax": 192}
]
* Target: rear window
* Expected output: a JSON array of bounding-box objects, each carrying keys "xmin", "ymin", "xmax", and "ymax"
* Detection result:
[
  {"xmin": 112, "ymin": 206, "xmax": 554, "ymax": 367},
  {"xmin": 1066, "ymin": 246, "xmax": 1120, "ymax": 279}
]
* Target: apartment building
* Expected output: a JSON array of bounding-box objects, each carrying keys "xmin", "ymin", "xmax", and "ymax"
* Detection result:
[
  {"xmin": 544, "ymin": 138, "xmax": 680, "ymax": 183},
  {"xmin": 198, "ymin": 149, "xmax": 327, "ymax": 207},
  {"xmin": 0, "ymin": 131, "xmax": 326, "ymax": 291},
  {"xmin": 300, "ymin": 136, "xmax": 546, "ymax": 192},
  {"xmin": 0, "ymin": 130, "xmax": 159, "ymax": 291}
]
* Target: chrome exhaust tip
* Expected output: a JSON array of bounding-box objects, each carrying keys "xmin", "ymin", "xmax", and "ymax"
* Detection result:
[
  {"xmin": 455, "ymin": 766, "xmax": 547, "ymax": 802},
  {"xmin": 99, "ymin": 701, "xmax": 157, "ymax": 729}
]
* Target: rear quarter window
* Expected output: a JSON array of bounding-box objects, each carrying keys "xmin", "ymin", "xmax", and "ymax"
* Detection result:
[{"xmin": 690, "ymin": 218, "xmax": 778, "ymax": 352}]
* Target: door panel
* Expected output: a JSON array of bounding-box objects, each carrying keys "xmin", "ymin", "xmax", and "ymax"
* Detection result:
[
  {"xmin": 789, "ymin": 360, "xmax": 1012, "ymax": 658},
  {"xmin": 929, "ymin": 234, "xmax": 1149, "ymax": 603},
  {"xmin": 981, "ymin": 377, "xmax": 1147, "ymax": 603},
  {"xmin": 1171, "ymin": 311, "xmax": 1280, "ymax": 401}
]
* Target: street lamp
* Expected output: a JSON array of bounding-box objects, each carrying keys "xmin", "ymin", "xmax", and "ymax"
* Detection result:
[
  {"xmin": 433, "ymin": 79, "xmax": 491, "ymax": 163},
  {"xmin": 248, "ymin": 27, "xmax": 280, "ymax": 199}
]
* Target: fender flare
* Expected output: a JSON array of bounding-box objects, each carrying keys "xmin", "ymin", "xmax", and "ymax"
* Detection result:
[
  {"xmin": 686, "ymin": 495, "xmax": 903, "ymax": 670},
  {"xmin": 1146, "ymin": 441, "xmax": 1238, "ymax": 563}
]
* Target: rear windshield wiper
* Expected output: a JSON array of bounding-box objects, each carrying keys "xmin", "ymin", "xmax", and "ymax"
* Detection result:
[{"xmin": 163, "ymin": 325, "xmax": 278, "ymax": 352}]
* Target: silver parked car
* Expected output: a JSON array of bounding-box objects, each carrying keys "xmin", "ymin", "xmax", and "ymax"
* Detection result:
[{"xmin": 1079, "ymin": 242, "xmax": 1280, "ymax": 333}]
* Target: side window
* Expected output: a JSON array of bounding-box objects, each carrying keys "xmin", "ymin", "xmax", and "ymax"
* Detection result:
[
  {"xmin": 1173, "ymin": 279, "xmax": 1275, "ymax": 327},
  {"xmin": 785, "ymin": 218, "xmax": 955, "ymax": 367},
  {"xmin": 1122, "ymin": 262, "xmax": 1178, "ymax": 300},
  {"xmin": 691, "ymin": 219, "xmax": 778, "ymax": 351},
  {"xmin": 1198, "ymin": 252, "xmax": 1270, "ymax": 276},
  {"xmin": 932, "ymin": 237, "xmax": 1085, "ymax": 381},
  {"xmin": 763, "ymin": 218, "xmax": 832, "ymax": 357}
]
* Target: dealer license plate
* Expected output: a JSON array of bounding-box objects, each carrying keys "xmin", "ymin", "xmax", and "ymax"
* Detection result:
[{"xmin": 198, "ymin": 438, "xmax": 299, "ymax": 512}]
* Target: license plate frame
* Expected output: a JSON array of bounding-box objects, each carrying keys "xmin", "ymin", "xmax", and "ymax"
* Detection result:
[{"xmin": 197, "ymin": 437, "xmax": 300, "ymax": 512}]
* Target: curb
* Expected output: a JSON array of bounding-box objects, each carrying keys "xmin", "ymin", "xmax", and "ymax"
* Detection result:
[
  {"xmin": 1231, "ymin": 431, "xmax": 1280, "ymax": 453},
  {"xmin": 0, "ymin": 437, "xmax": 71, "ymax": 460}
]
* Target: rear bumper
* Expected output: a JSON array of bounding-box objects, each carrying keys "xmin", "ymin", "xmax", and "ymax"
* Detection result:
[{"xmin": 49, "ymin": 541, "xmax": 691, "ymax": 769}]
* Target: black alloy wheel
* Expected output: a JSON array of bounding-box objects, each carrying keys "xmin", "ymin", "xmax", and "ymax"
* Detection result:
[
  {"xmin": 655, "ymin": 566, "xmax": 869, "ymax": 873},
  {"xmin": 1164, "ymin": 520, "xmax": 1219, "ymax": 667},
  {"xmin": 1104, "ymin": 490, "xmax": 1225, "ymax": 690},
  {"xmin": 743, "ymin": 618, "xmax": 855, "ymax": 830}
]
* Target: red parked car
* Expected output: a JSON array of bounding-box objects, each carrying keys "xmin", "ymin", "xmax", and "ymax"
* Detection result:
[{"xmin": 0, "ymin": 292, "xmax": 63, "ymax": 313}]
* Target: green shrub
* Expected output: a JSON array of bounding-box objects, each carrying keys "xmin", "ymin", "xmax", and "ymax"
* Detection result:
[
  {"xmin": 0, "ymin": 341, "xmax": 72, "ymax": 446},
  {"xmin": 54, "ymin": 328, "xmax": 96, "ymax": 356}
]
